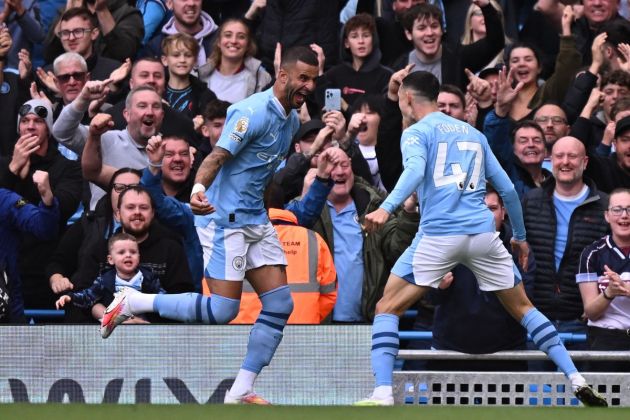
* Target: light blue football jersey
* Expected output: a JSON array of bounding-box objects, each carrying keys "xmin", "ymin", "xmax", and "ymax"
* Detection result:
[
  {"xmin": 195, "ymin": 89, "xmax": 299, "ymax": 228},
  {"xmin": 381, "ymin": 112, "xmax": 524, "ymax": 239}
]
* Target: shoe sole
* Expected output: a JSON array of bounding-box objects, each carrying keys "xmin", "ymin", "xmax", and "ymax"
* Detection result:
[{"xmin": 575, "ymin": 387, "xmax": 608, "ymax": 407}]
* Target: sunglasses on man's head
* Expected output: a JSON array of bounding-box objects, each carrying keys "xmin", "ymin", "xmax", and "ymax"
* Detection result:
[
  {"xmin": 56, "ymin": 72, "xmax": 87, "ymax": 83},
  {"xmin": 19, "ymin": 104, "xmax": 48, "ymax": 119}
]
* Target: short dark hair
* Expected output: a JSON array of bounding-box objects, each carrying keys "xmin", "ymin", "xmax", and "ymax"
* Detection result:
[
  {"xmin": 107, "ymin": 232, "xmax": 138, "ymax": 253},
  {"xmin": 60, "ymin": 7, "xmax": 98, "ymax": 29},
  {"xmin": 504, "ymin": 42, "xmax": 541, "ymax": 69},
  {"xmin": 485, "ymin": 183, "xmax": 504, "ymax": 206},
  {"xmin": 439, "ymin": 84, "xmax": 466, "ymax": 109},
  {"xmin": 202, "ymin": 99, "xmax": 231, "ymax": 121},
  {"xmin": 511, "ymin": 120, "xmax": 546, "ymax": 143},
  {"xmin": 131, "ymin": 57, "xmax": 164, "ymax": 75},
  {"xmin": 401, "ymin": 71, "xmax": 440, "ymax": 102},
  {"xmin": 344, "ymin": 13, "xmax": 376, "ymax": 39},
  {"xmin": 600, "ymin": 19, "xmax": 630, "ymax": 50},
  {"xmin": 162, "ymin": 135, "xmax": 190, "ymax": 146},
  {"xmin": 601, "ymin": 70, "xmax": 630, "ymax": 90},
  {"xmin": 609, "ymin": 187, "xmax": 630, "ymax": 200},
  {"xmin": 402, "ymin": 3, "xmax": 443, "ymax": 32},
  {"xmin": 280, "ymin": 45, "xmax": 318, "ymax": 68},
  {"xmin": 117, "ymin": 186, "xmax": 154, "ymax": 210},
  {"xmin": 109, "ymin": 167, "xmax": 142, "ymax": 193},
  {"xmin": 349, "ymin": 94, "xmax": 384, "ymax": 117}
]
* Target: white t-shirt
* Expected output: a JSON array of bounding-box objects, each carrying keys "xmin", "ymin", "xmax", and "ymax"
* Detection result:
[{"xmin": 208, "ymin": 70, "xmax": 249, "ymax": 103}]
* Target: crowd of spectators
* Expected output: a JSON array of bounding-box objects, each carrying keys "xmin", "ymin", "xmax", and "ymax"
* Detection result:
[{"xmin": 0, "ymin": 0, "xmax": 629, "ymax": 369}]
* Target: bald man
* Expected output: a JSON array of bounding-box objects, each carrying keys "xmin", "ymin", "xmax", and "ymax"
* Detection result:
[{"xmin": 522, "ymin": 136, "xmax": 609, "ymax": 363}]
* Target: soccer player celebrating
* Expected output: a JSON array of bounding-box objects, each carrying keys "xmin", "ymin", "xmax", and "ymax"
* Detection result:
[
  {"xmin": 100, "ymin": 46, "xmax": 321, "ymax": 404},
  {"xmin": 358, "ymin": 71, "xmax": 607, "ymax": 407}
]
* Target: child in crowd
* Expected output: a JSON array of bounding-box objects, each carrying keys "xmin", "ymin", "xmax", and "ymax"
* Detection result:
[
  {"xmin": 194, "ymin": 99, "xmax": 231, "ymax": 162},
  {"xmin": 55, "ymin": 233, "xmax": 164, "ymax": 322},
  {"xmin": 161, "ymin": 33, "xmax": 216, "ymax": 119}
]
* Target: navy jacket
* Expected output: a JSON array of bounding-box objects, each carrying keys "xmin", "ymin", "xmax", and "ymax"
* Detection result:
[
  {"xmin": 0, "ymin": 189, "xmax": 59, "ymax": 322},
  {"xmin": 68, "ymin": 265, "xmax": 163, "ymax": 309}
]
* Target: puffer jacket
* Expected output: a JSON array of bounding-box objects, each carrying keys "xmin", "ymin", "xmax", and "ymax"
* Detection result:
[{"xmin": 522, "ymin": 177, "xmax": 609, "ymax": 320}]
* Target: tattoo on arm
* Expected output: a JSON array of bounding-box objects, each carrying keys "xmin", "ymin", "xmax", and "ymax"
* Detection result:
[{"xmin": 195, "ymin": 146, "xmax": 232, "ymax": 187}]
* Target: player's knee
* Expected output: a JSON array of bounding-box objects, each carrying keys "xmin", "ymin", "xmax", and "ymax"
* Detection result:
[
  {"xmin": 375, "ymin": 296, "xmax": 404, "ymax": 317},
  {"xmin": 261, "ymin": 285, "xmax": 293, "ymax": 315},
  {"xmin": 209, "ymin": 295, "xmax": 240, "ymax": 324}
]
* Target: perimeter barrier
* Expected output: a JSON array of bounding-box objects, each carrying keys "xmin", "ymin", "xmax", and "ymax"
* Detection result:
[{"xmin": 395, "ymin": 350, "xmax": 630, "ymax": 406}]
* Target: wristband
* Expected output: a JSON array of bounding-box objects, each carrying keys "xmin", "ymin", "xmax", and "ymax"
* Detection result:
[
  {"xmin": 190, "ymin": 183, "xmax": 206, "ymax": 198},
  {"xmin": 148, "ymin": 161, "xmax": 162, "ymax": 168},
  {"xmin": 602, "ymin": 288, "xmax": 614, "ymax": 300}
]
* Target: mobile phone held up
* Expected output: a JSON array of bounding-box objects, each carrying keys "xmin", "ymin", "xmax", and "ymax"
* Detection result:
[{"xmin": 324, "ymin": 89, "xmax": 341, "ymax": 112}]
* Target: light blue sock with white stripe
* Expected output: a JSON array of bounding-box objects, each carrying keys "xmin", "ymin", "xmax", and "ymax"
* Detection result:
[
  {"xmin": 371, "ymin": 314, "xmax": 400, "ymax": 386},
  {"xmin": 521, "ymin": 308, "xmax": 577, "ymax": 377}
]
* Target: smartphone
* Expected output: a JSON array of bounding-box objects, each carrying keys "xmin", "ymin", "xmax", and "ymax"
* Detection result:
[{"xmin": 324, "ymin": 88, "xmax": 341, "ymax": 112}]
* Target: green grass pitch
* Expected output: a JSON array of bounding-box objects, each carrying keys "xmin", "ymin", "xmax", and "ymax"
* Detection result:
[{"xmin": 1, "ymin": 404, "xmax": 629, "ymax": 420}]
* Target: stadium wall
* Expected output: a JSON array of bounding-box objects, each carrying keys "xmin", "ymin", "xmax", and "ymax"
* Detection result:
[{"xmin": 0, "ymin": 325, "xmax": 373, "ymax": 405}]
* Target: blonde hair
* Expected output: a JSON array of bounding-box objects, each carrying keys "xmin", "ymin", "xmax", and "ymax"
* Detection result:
[
  {"xmin": 461, "ymin": 0, "xmax": 505, "ymax": 45},
  {"xmin": 161, "ymin": 33, "xmax": 200, "ymax": 57}
]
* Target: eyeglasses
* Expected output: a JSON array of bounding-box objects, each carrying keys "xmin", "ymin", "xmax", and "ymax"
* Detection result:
[
  {"xmin": 57, "ymin": 28, "xmax": 93, "ymax": 40},
  {"xmin": 112, "ymin": 183, "xmax": 139, "ymax": 193},
  {"xmin": 19, "ymin": 104, "xmax": 48, "ymax": 119},
  {"xmin": 607, "ymin": 206, "xmax": 630, "ymax": 217},
  {"xmin": 471, "ymin": 9, "xmax": 483, "ymax": 17},
  {"xmin": 56, "ymin": 72, "xmax": 87, "ymax": 83},
  {"xmin": 534, "ymin": 116, "xmax": 567, "ymax": 125}
]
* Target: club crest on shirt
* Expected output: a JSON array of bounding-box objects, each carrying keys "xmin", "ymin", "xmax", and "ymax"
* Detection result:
[{"xmin": 232, "ymin": 256, "xmax": 245, "ymax": 271}]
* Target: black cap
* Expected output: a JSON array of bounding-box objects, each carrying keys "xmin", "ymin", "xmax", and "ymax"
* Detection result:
[
  {"xmin": 292, "ymin": 119, "xmax": 325, "ymax": 143},
  {"xmin": 478, "ymin": 64, "xmax": 502, "ymax": 80},
  {"xmin": 615, "ymin": 116, "xmax": 630, "ymax": 138}
]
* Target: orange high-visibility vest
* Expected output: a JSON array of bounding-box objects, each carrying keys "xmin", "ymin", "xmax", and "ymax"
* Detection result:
[{"xmin": 202, "ymin": 208, "xmax": 337, "ymax": 324}]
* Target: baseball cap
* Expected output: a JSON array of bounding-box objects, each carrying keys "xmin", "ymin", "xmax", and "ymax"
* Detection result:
[
  {"xmin": 292, "ymin": 119, "xmax": 325, "ymax": 144},
  {"xmin": 478, "ymin": 64, "xmax": 502, "ymax": 80},
  {"xmin": 615, "ymin": 116, "xmax": 630, "ymax": 138}
]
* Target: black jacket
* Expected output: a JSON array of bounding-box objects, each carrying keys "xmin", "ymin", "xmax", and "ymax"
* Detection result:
[
  {"xmin": 571, "ymin": 116, "xmax": 630, "ymax": 193},
  {"xmin": 522, "ymin": 178, "xmax": 609, "ymax": 320},
  {"xmin": 47, "ymin": 211, "xmax": 194, "ymax": 322},
  {"xmin": 252, "ymin": 0, "xmax": 342, "ymax": 73},
  {"xmin": 0, "ymin": 145, "xmax": 82, "ymax": 309}
]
